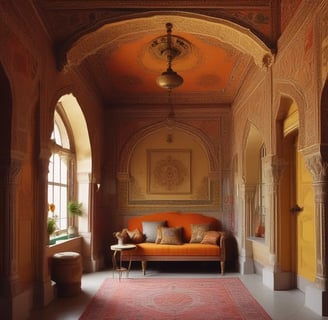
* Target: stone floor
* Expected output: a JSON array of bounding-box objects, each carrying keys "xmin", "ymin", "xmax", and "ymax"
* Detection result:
[{"xmin": 28, "ymin": 261, "xmax": 328, "ymax": 320}]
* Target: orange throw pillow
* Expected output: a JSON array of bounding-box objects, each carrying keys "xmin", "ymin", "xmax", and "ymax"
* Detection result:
[
  {"xmin": 201, "ymin": 231, "xmax": 221, "ymax": 245},
  {"xmin": 127, "ymin": 228, "xmax": 144, "ymax": 243},
  {"xmin": 190, "ymin": 224, "xmax": 211, "ymax": 243}
]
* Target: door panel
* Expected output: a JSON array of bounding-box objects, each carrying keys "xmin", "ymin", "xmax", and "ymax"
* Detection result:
[{"xmin": 296, "ymin": 148, "xmax": 316, "ymax": 281}]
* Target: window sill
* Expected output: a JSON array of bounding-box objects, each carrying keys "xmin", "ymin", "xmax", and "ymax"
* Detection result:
[
  {"xmin": 48, "ymin": 234, "xmax": 81, "ymax": 246},
  {"xmin": 46, "ymin": 236, "xmax": 83, "ymax": 258},
  {"xmin": 247, "ymin": 236, "xmax": 265, "ymax": 244}
]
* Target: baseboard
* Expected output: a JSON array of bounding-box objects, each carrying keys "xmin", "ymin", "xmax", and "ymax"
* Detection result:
[
  {"xmin": 305, "ymin": 285, "xmax": 328, "ymax": 316},
  {"xmin": 262, "ymin": 267, "xmax": 294, "ymax": 290}
]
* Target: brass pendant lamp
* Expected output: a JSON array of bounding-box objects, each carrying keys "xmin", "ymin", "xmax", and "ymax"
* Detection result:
[{"xmin": 156, "ymin": 23, "xmax": 184, "ymax": 90}]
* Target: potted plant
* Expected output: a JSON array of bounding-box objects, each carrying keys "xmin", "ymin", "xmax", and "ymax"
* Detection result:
[
  {"xmin": 67, "ymin": 200, "xmax": 83, "ymax": 237},
  {"xmin": 47, "ymin": 203, "xmax": 57, "ymax": 244},
  {"xmin": 47, "ymin": 217, "xmax": 57, "ymax": 236},
  {"xmin": 47, "ymin": 216, "xmax": 57, "ymax": 245}
]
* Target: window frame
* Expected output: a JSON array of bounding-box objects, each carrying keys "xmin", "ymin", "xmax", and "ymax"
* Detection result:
[{"xmin": 47, "ymin": 107, "xmax": 76, "ymax": 238}]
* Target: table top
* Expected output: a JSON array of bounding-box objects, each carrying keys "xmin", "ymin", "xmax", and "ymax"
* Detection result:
[{"xmin": 110, "ymin": 244, "xmax": 137, "ymax": 251}]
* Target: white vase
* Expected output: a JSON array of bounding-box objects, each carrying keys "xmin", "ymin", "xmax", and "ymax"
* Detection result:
[{"xmin": 68, "ymin": 226, "xmax": 77, "ymax": 238}]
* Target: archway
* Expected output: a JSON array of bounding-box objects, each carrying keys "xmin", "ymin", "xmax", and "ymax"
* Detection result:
[{"xmin": 65, "ymin": 13, "xmax": 273, "ymax": 71}]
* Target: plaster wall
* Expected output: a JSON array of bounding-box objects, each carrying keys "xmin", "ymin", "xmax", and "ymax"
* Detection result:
[{"xmin": 103, "ymin": 107, "xmax": 233, "ymax": 247}]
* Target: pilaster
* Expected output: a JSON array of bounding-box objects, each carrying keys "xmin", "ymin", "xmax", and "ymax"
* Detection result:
[
  {"xmin": 34, "ymin": 147, "xmax": 53, "ymax": 307},
  {"xmin": 0, "ymin": 152, "xmax": 24, "ymax": 319},
  {"xmin": 262, "ymin": 155, "xmax": 292, "ymax": 290},
  {"xmin": 238, "ymin": 183, "xmax": 255, "ymax": 274},
  {"xmin": 78, "ymin": 172, "xmax": 99, "ymax": 272},
  {"xmin": 303, "ymin": 150, "xmax": 328, "ymax": 315}
]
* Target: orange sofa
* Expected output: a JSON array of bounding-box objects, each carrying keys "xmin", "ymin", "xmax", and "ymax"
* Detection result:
[{"xmin": 122, "ymin": 212, "xmax": 227, "ymax": 275}]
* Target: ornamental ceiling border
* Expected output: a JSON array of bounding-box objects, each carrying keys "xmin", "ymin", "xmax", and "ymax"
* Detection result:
[{"xmin": 64, "ymin": 12, "xmax": 273, "ymax": 71}]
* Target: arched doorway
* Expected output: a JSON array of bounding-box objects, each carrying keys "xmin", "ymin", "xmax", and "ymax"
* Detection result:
[{"xmin": 278, "ymin": 97, "xmax": 316, "ymax": 290}]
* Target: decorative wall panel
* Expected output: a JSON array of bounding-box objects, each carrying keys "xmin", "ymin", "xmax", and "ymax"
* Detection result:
[{"xmin": 147, "ymin": 149, "xmax": 191, "ymax": 195}]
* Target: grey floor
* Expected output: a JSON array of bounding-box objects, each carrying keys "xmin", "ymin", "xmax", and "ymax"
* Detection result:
[{"xmin": 28, "ymin": 262, "xmax": 328, "ymax": 320}]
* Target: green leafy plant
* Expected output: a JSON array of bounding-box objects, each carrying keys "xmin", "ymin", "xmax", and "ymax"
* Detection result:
[
  {"xmin": 47, "ymin": 217, "xmax": 57, "ymax": 235},
  {"xmin": 67, "ymin": 200, "xmax": 83, "ymax": 216}
]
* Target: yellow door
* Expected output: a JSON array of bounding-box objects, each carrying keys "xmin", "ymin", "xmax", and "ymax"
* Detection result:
[{"xmin": 295, "ymin": 147, "xmax": 316, "ymax": 281}]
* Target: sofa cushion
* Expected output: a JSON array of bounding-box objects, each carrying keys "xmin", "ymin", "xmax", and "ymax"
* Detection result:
[
  {"xmin": 142, "ymin": 221, "xmax": 167, "ymax": 242},
  {"xmin": 201, "ymin": 231, "xmax": 221, "ymax": 245},
  {"xmin": 127, "ymin": 228, "xmax": 144, "ymax": 244},
  {"xmin": 190, "ymin": 224, "xmax": 211, "ymax": 243},
  {"xmin": 128, "ymin": 212, "xmax": 221, "ymax": 242},
  {"xmin": 157, "ymin": 227, "xmax": 183, "ymax": 245}
]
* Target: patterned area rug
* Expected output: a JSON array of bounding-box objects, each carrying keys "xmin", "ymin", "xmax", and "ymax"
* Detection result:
[{"xmin": 79, "ymin": 278, "xmax": 271, "ymax": 320}]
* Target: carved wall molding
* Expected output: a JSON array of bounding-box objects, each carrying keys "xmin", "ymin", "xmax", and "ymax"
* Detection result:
[{"xmin": 66, "ymin": 13, "xmax": 273, "ymax": 71}]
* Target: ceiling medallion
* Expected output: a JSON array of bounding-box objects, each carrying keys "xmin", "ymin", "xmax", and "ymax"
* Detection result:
[
  {"xmin": 149, "ymin": 35, "xmax": 191, "ymax": 62},
  {"xmin": 154, "ymin": 23, "xmax": 186, "ymax": 90}
]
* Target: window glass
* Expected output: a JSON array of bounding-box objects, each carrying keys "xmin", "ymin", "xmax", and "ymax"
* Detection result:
[{"xmin": 48, "ymin": 109, "xmax": 75, "ymax": 237}]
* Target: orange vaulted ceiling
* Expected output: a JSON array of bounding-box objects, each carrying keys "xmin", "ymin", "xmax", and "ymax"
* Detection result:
[
  {"xmin": 105, "ymin": 32, "xmax": 236, "ymax": 95},
  {"xmin": 34, "ymin": 1, "xmax": 283, "ymax": 107}
]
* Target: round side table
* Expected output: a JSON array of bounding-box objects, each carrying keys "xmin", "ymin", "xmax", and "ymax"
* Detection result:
[{"xmin": 110, "ymin": 244, "xmax": 136, "ymax": 280}]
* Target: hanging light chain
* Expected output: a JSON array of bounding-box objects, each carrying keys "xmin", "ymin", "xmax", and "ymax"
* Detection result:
[{"xmin": 166, "ymin": 22, "xmax": 173, "ymax": 70}]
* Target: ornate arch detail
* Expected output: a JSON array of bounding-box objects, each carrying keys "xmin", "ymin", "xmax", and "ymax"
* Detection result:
[
  {"xmin": 274, "ymin": 80, "xmax": 307, "ymax": 149},
  {"xmin": 118, "ymin": 119, "xmax": 219, "ymax": 176},
  {"xmin": 64, "ymin": 12, "xmax": 273, "ymax": 71},
  {"xmin": 240, "ymin": 120, "xmax": 264, "ymax": 183},
  {"xmin": 48, "ymin": 86, "xmax": 76, "ymax": 137}
]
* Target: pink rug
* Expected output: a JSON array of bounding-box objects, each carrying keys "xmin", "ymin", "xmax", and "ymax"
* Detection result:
[{"xmin": 80, "ymin": 278, "xmax": 271, "ymax": 320}]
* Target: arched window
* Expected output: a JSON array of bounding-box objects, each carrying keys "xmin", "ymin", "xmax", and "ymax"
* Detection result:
[{"xmin": 47, "ymin": 108, "xmax": 75, "ymax": 236}]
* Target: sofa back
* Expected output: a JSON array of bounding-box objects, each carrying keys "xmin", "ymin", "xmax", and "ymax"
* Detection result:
[{"xmin": 128, "ymin": 211, "xmax": 221, "ymax": 242}]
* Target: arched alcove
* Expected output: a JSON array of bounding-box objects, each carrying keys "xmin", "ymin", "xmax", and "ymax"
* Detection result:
[
  {"xmin": 244, "ymin": 123, "xmax": 265, "ymax": 238},
  {"xmin": 117, "ymin": 119, "xmax": 220, "ymax": 212}
]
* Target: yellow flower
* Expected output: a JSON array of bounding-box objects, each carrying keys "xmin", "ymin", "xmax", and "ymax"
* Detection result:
[{"xmin": 49, "ymin": 203, "xmax": 56, "ymax": 212}]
